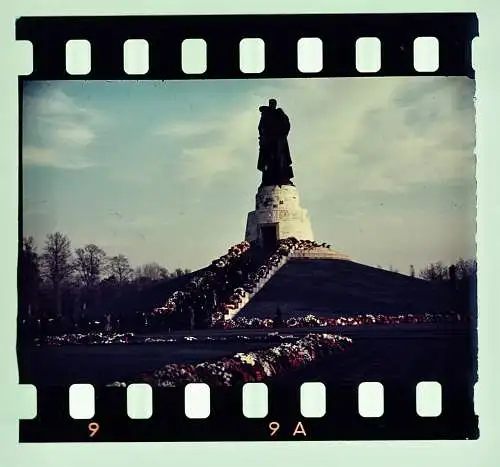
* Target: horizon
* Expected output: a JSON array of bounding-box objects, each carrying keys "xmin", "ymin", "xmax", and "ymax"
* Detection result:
[{"xmin": 22, "ymin": 77, "xmax": 477, "ymax": 274}]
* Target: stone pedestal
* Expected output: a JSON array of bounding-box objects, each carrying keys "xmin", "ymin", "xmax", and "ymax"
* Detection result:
[{"xmin": 245, "ymin": 185, "xmax": 314, "ymax": 244}]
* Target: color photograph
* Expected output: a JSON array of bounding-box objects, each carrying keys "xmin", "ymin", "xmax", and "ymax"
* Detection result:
[{"xmin": 18, "ymin": 77, "xmax": 477, "ymax": 396}]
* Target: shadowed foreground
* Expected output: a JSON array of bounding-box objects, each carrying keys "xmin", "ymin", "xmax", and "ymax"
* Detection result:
[
  {"xmin": 19, "ymin": 323, "xmax": 475, "ymax": 387},
  {"xmin": 18, "ymin": 322, "xmax": 478, "ymax": 442}
]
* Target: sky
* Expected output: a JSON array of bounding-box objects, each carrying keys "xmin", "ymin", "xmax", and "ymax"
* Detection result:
[{"xmin": 22, "ymin": 77, "xmax": 476, "ymax": 274}]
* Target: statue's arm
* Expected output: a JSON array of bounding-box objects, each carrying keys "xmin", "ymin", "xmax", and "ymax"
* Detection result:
[{"xmin": 283, "ymin": 113, "xmax": 291, "ymax": 133}]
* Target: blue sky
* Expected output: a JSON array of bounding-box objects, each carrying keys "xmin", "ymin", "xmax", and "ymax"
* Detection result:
[{"xmin": 22, "ymin": 77, "xmax": 476, "ymax": 274}]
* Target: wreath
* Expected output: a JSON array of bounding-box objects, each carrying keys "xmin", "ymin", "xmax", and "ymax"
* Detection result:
[{"xmin": 287, "ymin": 318, "xmax": 298, "ymax": 327}]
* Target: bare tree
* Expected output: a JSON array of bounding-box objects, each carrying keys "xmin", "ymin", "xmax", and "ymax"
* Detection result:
[
  {"xmin": 171, "ymin": 268, "xmax": 191, "ymax": 277},
  {"xmin": 173, "ymin": 267, "xmax": 186, "ymax": 278},
  {"xmin": 74, "ymin": 244, "xmax": 107, "ymax": 288},
  {"xmin": 455, "ymin": 258, "xmax": 477, "ymax": 280},
  {"xmin": 419, "ymin": 261, "xmax": 449, "ymax": 281},
  {"xmin": 19, "ymin": 236, "xmax": 40, "ymax": 319},
  {"xmin": 109, "ymin": 254, "xmax": 133, "ymax": 284},
  {"xmin": 135, "ymin": 262, "xmax": 169, "ymax": 281},
  {"xmin": 40, "ymin": 232, "xmax": 73, "ymax": 317},
  {"xmin": 22, "ymin": 236, "xmax": 36, "ymax": 252}
]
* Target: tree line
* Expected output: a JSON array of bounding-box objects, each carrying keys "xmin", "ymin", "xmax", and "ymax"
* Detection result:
[
  {"xmin": 19, "ymin": 232, "xmax": 477, "ymax": 339},
  {"xmin": 19, "ymin": 232, "xmax": 191, "ymax": 326},
  {"xmin": 375, "ymin": 259, "xmax": 477, "ymax": 282},
  {"xmin": 417, "ymin": 259, "xmax": 477, "ymax": 282}
]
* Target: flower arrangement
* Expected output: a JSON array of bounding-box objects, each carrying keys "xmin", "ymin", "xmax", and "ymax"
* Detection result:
[
  {"xmin": 153, "ymin": 241, "xmax": 251, "ymax": 317},
  {"xmin": 287, "ymin": 317, "xmax": 299, "ymax": 327},
  {"xmin": 151, "ymin": 238, "xmax": 335, "ymax": 323},
  {"xmin": 216, "ymin": 312, "xmax": 463, "ymax": 330},
  {"xmin": 37, "ymin": 331, "xmax": 308, "ymax": 347},
  {"xmin": 108, "ymin": 333, "xmax": 353, "ymax": 387},
  {"xmin": 36, "ymin": 332, "xmax": 135, "ymax": 346}
]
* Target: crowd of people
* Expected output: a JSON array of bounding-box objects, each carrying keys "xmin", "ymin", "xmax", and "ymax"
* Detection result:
[
  {"xmin": 108, "ymin": 333, "xmax": 353, "ymax": 387},
  {"xmin": 214, "ymin": 311, "xmax": 464, "ymax": 329}
]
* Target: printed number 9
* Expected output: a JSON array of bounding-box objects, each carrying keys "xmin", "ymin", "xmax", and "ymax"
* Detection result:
[
  {"xmin": 269, "ymin": 421, "xmax": 280, "ymax": 436},
  {"xmin": 88, "ymin": 422, "xmax": 100, "ymax": 437}
]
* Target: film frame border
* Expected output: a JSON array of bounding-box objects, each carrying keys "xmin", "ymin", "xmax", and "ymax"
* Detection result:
[
  {"xmin": 16, "ymin": 12, "xmax": 479, "ymax": 442},
  {"xmin": 16, "ymin": 13, "xmax": 478, "ymax": 79},
  {"xmin": 20, "ymin": 381, "xmax": 478, "ymax": 442}
]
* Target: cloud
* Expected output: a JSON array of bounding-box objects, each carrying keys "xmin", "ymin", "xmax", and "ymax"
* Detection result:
[
  {"xmin": 23, "ymin": 78, "xmax": 476, "ymax": 273},
  {"xmin": 154, "ymin": 77, "xmax": 476, "ymax": 200},
  {"xmin": 155, "ymin": 119, "xmax": 224, "ymax": 139},
  {"xmin": 53, "ymin": 122, "xmax": 96, "ymax": 147},
  {"xmin": 22, "ymin": 85, "xmax": 109, "ymax": 169},
  {"xmin": 154, "ymin": 101, "xmax": 262, "ymax": 186},
  {"xmin": 23, "ymin": 146, "xmax": 94, "ymax": 170},
  {"xmin": 347, "ymin": 78, "xmax": 476, "ymax": 189}
]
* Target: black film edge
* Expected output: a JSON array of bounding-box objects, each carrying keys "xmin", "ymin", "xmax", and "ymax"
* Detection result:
[
  {"xmin": 20, "ymin": 382, "xmax": 478, "ymax": 442},
  {"xmin": 16, "ymin": 12, "xmax": 479, "ymax": 444},
  {"xmin": 16, "ymin": 13, "xmax": 478, "ymax": 80}
]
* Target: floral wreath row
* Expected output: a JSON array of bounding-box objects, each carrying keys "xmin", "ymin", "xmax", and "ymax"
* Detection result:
[
  {"xmin": 214, "ymin": 239, "xmax": 334, "ymax": 317},
  {"xmin": 153, "ymin": 241, "xmax": 251, "ymax": 316},
  {"xmin": 213, "ymin": 312, "xmax": 463, "ymax": 329},
  {"xmin": 36, "ymin": 331, "xmax": 304, "ymax": 346},
  {"xmin": 154, "ymin": 238, "xmax": 331, "ymax": 318},
  {"xmin": 109, "ymin": 333, "xmax": 353, "ymax": 387}
]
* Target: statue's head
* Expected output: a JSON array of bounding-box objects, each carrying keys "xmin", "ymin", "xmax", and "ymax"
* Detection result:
[{"xmin": 269, "ymin": 98, "xmax": 277, "ymax": 109}]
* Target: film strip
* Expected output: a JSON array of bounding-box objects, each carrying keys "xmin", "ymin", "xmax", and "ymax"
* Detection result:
[
  {"xmin": 16, "ymin": 13, "xmax": 477, "ymax": 79},
  {"xmin": 21, "ymin": 380, "xmax": 477, "ymax": 442},
  {"xmin": 17, "ymin": 13, "xmax": 479, "ymax": 443}
]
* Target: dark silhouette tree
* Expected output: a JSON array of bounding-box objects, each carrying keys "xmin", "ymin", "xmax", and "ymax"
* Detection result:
[
  {"xmin": 173, "ymin": 267, "xmax": 188, "ymax": 278},
  {"xmin": 134, "ymin": 262, "xmax": 169, "ymax": 282},
  {"xmin": 74, "ymin": 244, "xmax": 107, "ymax": 288},
  {"xmin": 449, "ymin": 264, "xmax": 457, "ymax": 291},
  {"xmin": 409, "ymin": 264, "xmax": 415, "ymax": 278},
  {"xmin": 74, "ymin": 244, "xmax": 107, "ymax": 314},
  {"xmin": 40, "ymin": 232, "xmax": 73, "ymax": 318},
  {"xmin": 419, "ymin": 261, "xmax": 449, "ymax": 281},
  {"xmin": 19, "ymin": 236, "xmax": 40, "ymax": 320},
  {"xmin": 109, "ymin": 254, "xmax": 133, "ymax": 284},
  {"xmin": 455, "ymin": 258, "xmax": 477, "ymax": 280}
]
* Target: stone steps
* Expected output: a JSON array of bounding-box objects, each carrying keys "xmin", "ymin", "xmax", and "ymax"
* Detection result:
[
  {"xmin": 224, "ymin": 246, "xmax": 349, "ymax": 320},
  {"xmin": 224, "ymin": 254, "xmax": 289, "ymax": 320},
  {"xmin": 289, "ymin": 247, "xmax": 351, "ymax": 261}
]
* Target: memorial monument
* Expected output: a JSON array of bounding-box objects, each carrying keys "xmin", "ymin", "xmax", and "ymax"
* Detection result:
[{"xmin": 245, "ymin": 99, "xmax": 314, "ymax": 248}]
